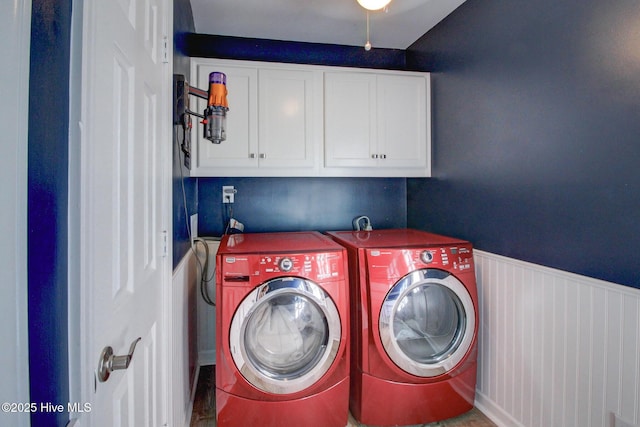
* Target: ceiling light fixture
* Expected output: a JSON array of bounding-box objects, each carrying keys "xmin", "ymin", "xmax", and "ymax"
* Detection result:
[{"xmin": 357, "ymin": 0, "xmax": 392, "ymax": 11}]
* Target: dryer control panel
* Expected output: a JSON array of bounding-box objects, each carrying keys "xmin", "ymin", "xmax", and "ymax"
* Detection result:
[
  {"xmin": 367, "ymin": 243, "xmax": 474, "ymax": 280},
  {"xmin": 415, "ymin": 244, "xmax": 474, "ymax": 271},
  {"xmin": 221, "ymin": 251, "xmax": 346, "ymax": 284}
]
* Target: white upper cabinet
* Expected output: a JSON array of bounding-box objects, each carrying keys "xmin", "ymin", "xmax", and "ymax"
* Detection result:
[
  {"xmin": 377, "ymin": 74, "xmax": 429, "ymax": 170},
  {"xmin": 188, "ymin": 58, "xmax": 430, "ymax": 177},
  {"xmin": 324, "ymin": 70, "xmax": 430, "ymax": 177},
  {"xmin": 189, "ymin": 59, "xmax": 322, "ymax": 176},
  {"xmin": 257, "ymin": 68, "xmax": 321, "ymax": 172},
  {"xmin": 324, "ymin": 72, "xmax": 378, "ymax": 168}
]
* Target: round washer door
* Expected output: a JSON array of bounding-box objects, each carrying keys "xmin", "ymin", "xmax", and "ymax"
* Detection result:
[
  {"xmin": 229, "ymin": 277, "xmax": 341, "ymax": 394},
  {"xmin": 379, "ymin": 269, "xmax": 475, "ymax": 377}
]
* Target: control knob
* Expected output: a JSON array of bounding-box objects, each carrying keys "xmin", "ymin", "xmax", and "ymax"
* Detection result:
[
  {"xmin": 279, "ymin": 257, "xmax": 294, "ymax": 272},
  {"xmin": 420, "ymin": 250, "xmax": 434, "ymax": 264}
]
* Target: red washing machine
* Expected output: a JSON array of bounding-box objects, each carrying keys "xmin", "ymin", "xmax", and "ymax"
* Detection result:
[
  {"xmin": 215, "ymin": 231, "xmax": 350, "ymax": 427},
  {"xmin": 327, "ymin": 228, "xmax": 478, "ymax": 426}
]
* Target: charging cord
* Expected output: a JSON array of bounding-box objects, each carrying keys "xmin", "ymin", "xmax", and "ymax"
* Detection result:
[
  {"xmin": 192, "ymin": 238, "xmax": 216, "ymax": 306},
  {"xmin": 175, "ymin": 125, "xmax": 216, "ymax": 306}
]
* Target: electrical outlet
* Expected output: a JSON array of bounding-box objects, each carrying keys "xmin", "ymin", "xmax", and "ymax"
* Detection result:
[
  {"xmin": 222, "ymin": 185, "xmax": 236, "ymax": 203},
  {"xmin": 190, "ymin": 214, "xmax": 198, "ymax": 242}
]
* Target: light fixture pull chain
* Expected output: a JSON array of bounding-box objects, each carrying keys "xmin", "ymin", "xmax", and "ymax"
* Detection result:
[{"xmin": 365, "ymin": 10, "xmax": 372, "ymax": 51}]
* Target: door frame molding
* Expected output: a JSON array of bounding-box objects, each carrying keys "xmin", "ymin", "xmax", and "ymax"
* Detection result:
[{"xmin": 1, "ymin": 0, "xmax": 31, "ymax": 425}]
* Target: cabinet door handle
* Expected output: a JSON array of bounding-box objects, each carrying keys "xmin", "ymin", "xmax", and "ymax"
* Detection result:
[
  {"xmin": 371, "ymin": 154, "xmax": 379, "ymax": 159},
  {"xmin": 259, "ymin": 153, "xmax": 266, "ymax": 159},
  {"xmin": 381, "ymin": 154, "xmax": 387, "ymax": 159},
  {"xmin": 249, "ymin": 153, "xmax": 256, "ymax": 159}
]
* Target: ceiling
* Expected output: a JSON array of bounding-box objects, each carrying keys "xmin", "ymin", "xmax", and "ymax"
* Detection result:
[{"xmin": 190, "ymin": 0, "xmax": 467, "ymax": 50}]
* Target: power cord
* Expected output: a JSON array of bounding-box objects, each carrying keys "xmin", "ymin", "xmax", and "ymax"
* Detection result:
[
  {"xmin": 175, "ymin": 125, "xmax": 192, "ymax": 242},
  {"xmin": 223, "ymin": 202, "xmax": 233, "ymax": 235},
  {"xmin": 175, "ymin": 125, "xmax": 216, "ymax": 306},
  {"xmin": 353, "ymin": 215, "xmax": 373, "ymax": 231},
  {"xmin": 192, "ymin": 238, "xmax": 216, "ymax": 306}
]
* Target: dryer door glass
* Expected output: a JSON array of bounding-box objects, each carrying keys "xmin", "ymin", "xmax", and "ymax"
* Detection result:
[
  {"xmin": 379, "ymin": 269, "xmax": 476, "ymax": 377},
  {"xmin": 394, "ymin": 283, "xmax": 464, "ymax": 363},
  {"xmin": 230, "ymin": 277, "xmax": 342, "ymax": 394},
  {"xmin": 245, "ymin": 293, "xmax": 327, "ymax": 378}
]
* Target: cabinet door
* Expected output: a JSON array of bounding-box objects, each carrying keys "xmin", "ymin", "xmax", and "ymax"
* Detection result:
[
  {"xmin": 192, "ymin": 63, "xmax": 258, "ymax": 170},
  {"xmin": 377, "ymin": 74, "xmax": 429, "ymax": 169},
  {"xmin": 324, "ymin": 72, "xmax": 377, "ymax": 167},
  {"xmin": 258, "ymin": 69, "xmax": 320, "ymax": 170}
]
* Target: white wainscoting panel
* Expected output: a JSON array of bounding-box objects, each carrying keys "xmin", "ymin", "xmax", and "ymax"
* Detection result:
[
  {"xmin": 171, "ymin": 249, "xmax": 200, "ymax": 427},
  {"xmin": 196, "ymin": 240, "xmax": 219, "ymax": 365},
  {"xmin": 474, "ymin": 250, "xmax": 640, "ymax": 427},
  {"xmin": 170, "ymin": 239, "xmax": 218, "ymax": 426}
]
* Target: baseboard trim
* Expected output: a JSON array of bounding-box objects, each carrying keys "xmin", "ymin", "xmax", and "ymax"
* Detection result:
[
  {"xmin": 198, "ymin": 350, "xmax": 216, "ymax": 367},
  {"xmin": 475, "ymin": 390, "xmax": 525, "ymax": 427}
]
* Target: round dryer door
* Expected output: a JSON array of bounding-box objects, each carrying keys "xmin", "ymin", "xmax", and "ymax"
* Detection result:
[
  {"xmin": 379, "ymin": 269, "xmax": 476, "ymax": 377},
  {"xmin": 230, "ymin": 277, "xmax": 341, "ymax": 394}
]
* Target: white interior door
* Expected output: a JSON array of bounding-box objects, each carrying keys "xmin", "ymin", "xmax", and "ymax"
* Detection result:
[
  {"xmin": 0, "ymin": 1, "xmax": 30, "ymax": 427},
  {"xmin": 78, "ymin": 0, "xmax": 171, "ymax": 425}
]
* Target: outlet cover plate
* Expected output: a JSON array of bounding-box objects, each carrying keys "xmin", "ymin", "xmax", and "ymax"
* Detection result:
[{"xmin": 222, "ymin": 186, "xmax": 235, "ymax": 203}]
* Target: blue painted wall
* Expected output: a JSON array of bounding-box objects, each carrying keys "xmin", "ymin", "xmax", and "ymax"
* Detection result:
[
  {"xmin": 406, "ymin": 0, "xmax": 640, "ymax": 288},
  {"xmin": 198, "ymin": 178, "xmax": 407, "ymax": 236},
  {"xmin": 173, "ymin": 0, "xmax": 198, "ymax": 267},
  {"xmin": 183, "ymin": 33, "xmax": 406, "ymax": 70},
  {"xmin": 28, "ymin": 0, "xmax": 70, "ymax": 425}
]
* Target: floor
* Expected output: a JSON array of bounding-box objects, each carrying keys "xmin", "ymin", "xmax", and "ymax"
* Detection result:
[{"xmin": 190, "ymin": 366, "xmax": 497, "ymax": 427}]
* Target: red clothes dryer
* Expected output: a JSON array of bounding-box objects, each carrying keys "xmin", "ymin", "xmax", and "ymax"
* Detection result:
[
  {"xmin": 327, "ymin": 229, "xmax": 478, "ymax": 426},
  {"xmin": 215, "ymin": 231, "xmax": 350, "ymax": 427}
]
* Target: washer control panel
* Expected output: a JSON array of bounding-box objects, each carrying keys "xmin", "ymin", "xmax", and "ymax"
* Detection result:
[
  {"xmin": 222, "ymin": 251, "xmax": 345, "ymax": 283},
  {"xmin": 278, "ymin": 257, "xmax": 294, "ymax": 272}
]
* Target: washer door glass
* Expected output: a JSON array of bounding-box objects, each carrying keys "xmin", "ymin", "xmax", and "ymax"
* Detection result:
[
  {"xmin": 379, "ymin": 269, "xmax": 475, "ymax": 377},
  {"xmin": 230, "ymin": 277, "xmax": 341, "ymax": 394}
]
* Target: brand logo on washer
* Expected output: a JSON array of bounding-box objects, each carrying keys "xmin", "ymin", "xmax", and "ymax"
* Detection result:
[{"xmin": 225, "ymin": 257, "xmax": 236, "ymax": 263}]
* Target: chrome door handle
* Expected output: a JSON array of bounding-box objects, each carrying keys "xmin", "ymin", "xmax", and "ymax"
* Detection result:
[{"xmin": 97, "ymin": 337, "xmax": 141, "ymax": 382}]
